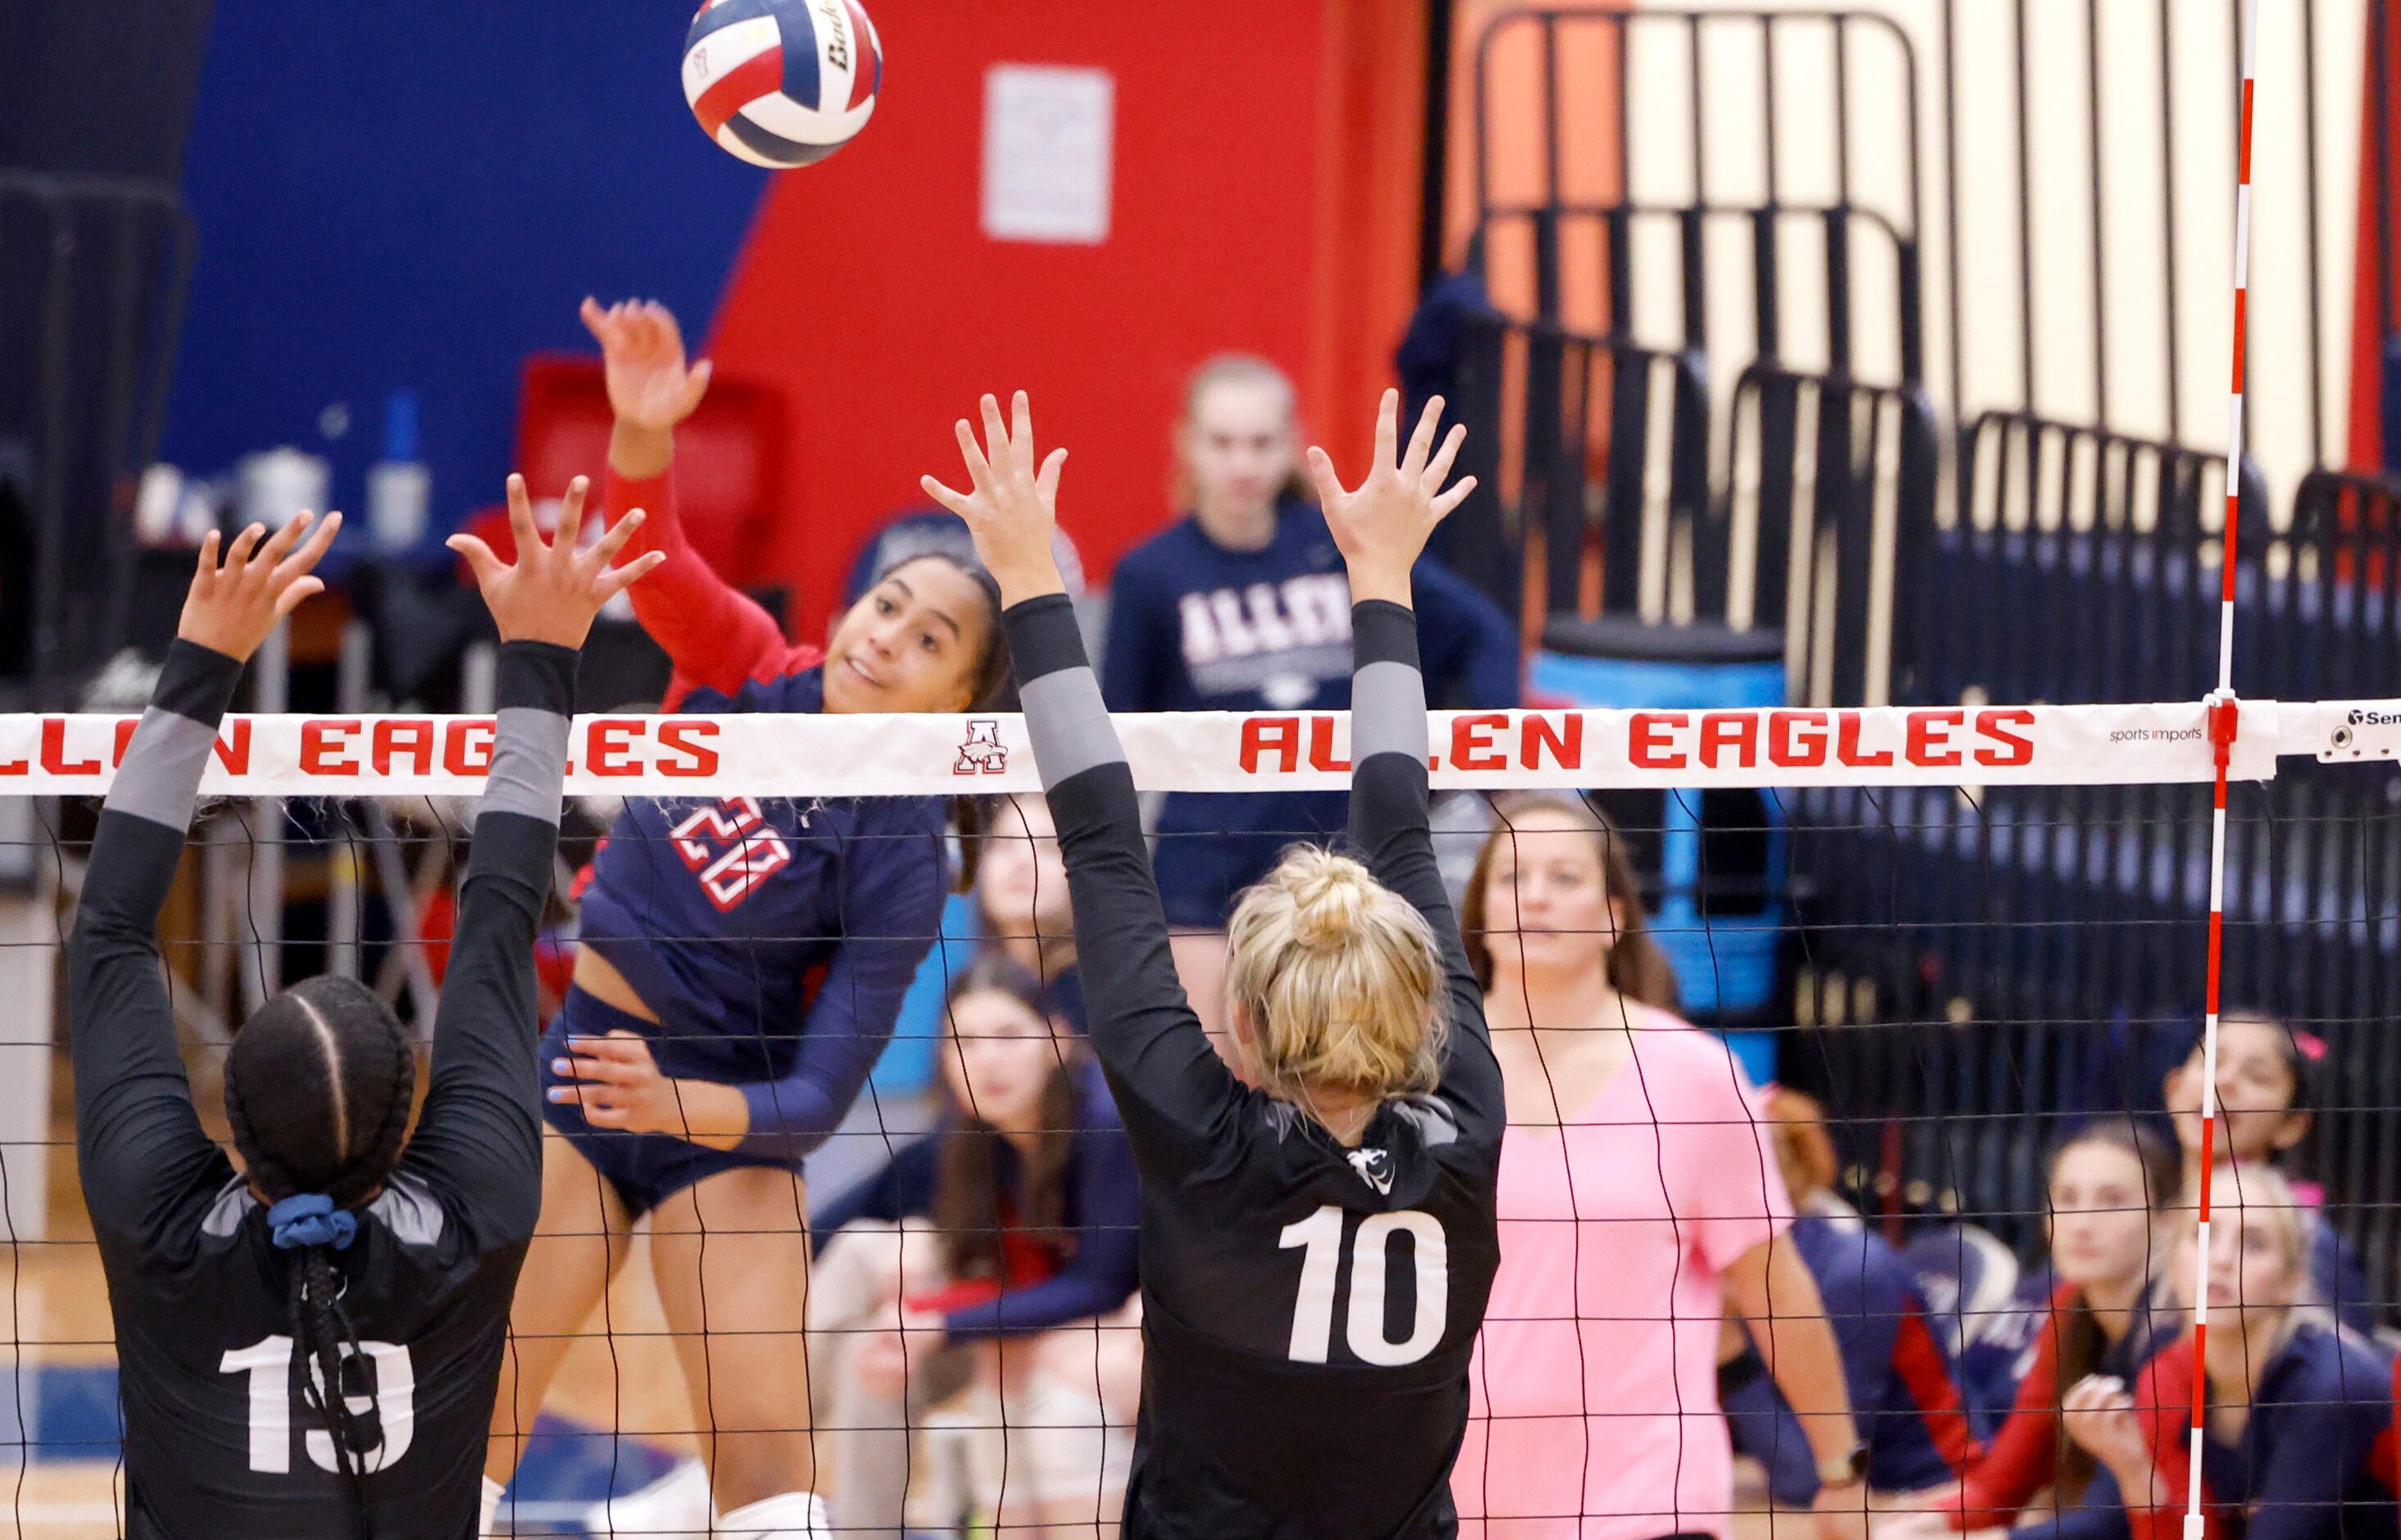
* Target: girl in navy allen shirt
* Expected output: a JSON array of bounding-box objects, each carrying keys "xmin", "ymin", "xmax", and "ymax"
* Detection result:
[
  {"xmin": 2062, "ymin": 1163, "xmax": 2395, "ymax": 1540},
  {"xmin": 1101, "ymin": 356, "xmax": 1519, "ymax": 1037},
  {"xmin": 809, "ymin": 955, "xmax": 1138, "ymax": 1537},
  {"xmin": 485, "ymin": 300, "xmax": 1011, "ymax": 1540}
]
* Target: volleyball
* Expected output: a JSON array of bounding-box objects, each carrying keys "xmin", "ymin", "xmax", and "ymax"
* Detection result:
[{"xmin": 682, "ymin": 0, "xmax": 882, "ymax": 169}]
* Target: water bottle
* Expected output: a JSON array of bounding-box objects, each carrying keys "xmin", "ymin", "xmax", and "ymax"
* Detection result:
[{"xmin": 367, "ymin": 390, "xmax": 431, "ymax": 554}]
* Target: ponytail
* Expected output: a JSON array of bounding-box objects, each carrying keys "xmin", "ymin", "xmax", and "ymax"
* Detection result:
[
  {"xmin": 225, "ymin": 974, "xmax": 415, "ymax": 1540},
  {"xmin": 269, "ymin": 1196, "xmax": 374, "ymax": 1539}
]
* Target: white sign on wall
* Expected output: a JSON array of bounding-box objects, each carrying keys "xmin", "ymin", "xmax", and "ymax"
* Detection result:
[{"xmin": 981, "ymin": 64, "xmax": 1114, "ymax": 244}]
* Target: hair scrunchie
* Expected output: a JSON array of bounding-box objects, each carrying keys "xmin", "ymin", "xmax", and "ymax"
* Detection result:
[{"xmin": 267, "ymin": 1193, "xmax": 359, "ymax": 1251}]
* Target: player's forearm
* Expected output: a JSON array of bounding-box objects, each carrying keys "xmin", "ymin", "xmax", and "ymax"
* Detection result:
[
  {"xmin": 609, "ymin": 417, "xmax": 673, "ymax": 481},
  {"xmin": 86, "ymin": 640, "xmax": 244, "ymax": 910},
  {"xmin": 603, "ymin": 462, "xmax": 787, "ymax": 694},
  {"xmin": 426, "ymin": 641, "xmax": 572, "ymax": 1087},
  {"xmin": 1737, "ymin": 1236, "xmax": 1861, "ymax": 1466}
]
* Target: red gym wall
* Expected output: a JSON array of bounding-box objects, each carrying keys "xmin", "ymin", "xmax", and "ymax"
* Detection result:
[{"xmin": 704, "ymin": 0, "xmax": 1430, "ymax": 639}]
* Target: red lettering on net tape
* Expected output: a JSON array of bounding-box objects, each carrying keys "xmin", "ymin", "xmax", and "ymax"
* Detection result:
[{"xmin": 0, "ymin": 699, "xmax": 2307, "ymax": 797}]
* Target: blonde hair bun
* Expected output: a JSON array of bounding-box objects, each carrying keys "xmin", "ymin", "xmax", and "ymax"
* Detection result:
[
  {"xmin": 1224, "ymin": 845, "xmax": 1448, "ymax": 1105},
  {"xmin": 1284, "ymin": 851, "xmax": 1374, "ymax": 949}
]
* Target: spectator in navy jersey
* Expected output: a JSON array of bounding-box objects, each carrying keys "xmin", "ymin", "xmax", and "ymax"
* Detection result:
[
  {"xmin": 1100, "ymin": 355, "xmax": 1519, "ymax": 1037},
  {"xmin": 1724, "ymin": 1090, "xmax": 1980, "ymax": 1506}
]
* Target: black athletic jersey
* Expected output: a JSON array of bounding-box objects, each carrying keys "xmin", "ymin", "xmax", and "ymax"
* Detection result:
[
  {"xmin": 66, "ymin": 638, "xmax": 575, "ymax": 1539},
  {"xmin": 1005, "ymin": 592, "xmax": 1504, "ymax": 1539}
]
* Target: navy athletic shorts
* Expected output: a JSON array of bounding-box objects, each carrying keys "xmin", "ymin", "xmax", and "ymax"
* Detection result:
[{"xmin": 539, "ymin": 986, "xmax": 806, "ymax": 1220}]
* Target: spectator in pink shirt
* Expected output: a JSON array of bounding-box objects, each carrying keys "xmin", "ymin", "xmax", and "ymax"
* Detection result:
[{"xmin": 1451, "ymin": 793, "xmax": 1867, "ymax": 1540}]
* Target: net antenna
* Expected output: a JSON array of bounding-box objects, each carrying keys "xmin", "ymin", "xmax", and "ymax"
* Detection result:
[{"xmin": 2187, "ymin": 2, "xmax": 2259, "ymax": 1536}]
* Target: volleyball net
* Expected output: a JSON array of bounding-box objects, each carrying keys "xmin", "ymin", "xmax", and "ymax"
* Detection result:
[{"xmin": 3, "ymin": 687, "xmax": 2399, "ymax": 1536}]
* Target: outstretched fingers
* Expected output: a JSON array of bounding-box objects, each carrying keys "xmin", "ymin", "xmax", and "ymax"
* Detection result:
[
  {"xmin": 1009, "ymin": 390, "xmax": 1037, "ymax": 478},
  {"xmin": 444, "ymin": 532, "xmax": 507, "ymax": 590},
  {"xmin": 1035, "ymin": 445, "xmax": 1068, "ymax": 508},
  {"xmin": 224, "ymin": 522, "xmax": 268, "ymax": 572},
  {"xmin": 504, "ymin": 474, "xmax": 543, "ymax": 562},
  {"xmin": 595, "ymin": 549, "xmax": 668, "ymax": 603},
  {"xmin": 1422, "ymin": 421, "xmax": 1468, "ymax": 493},
  {"xmin": 919, "ymin": 473, "xmax": 975, "ymax": 520},
  {"xmin": 1431, "ymin": 473, "xmax": 1479, "ymax": 520},
  {"xmin": 1371, "ymin": 388, "xmax": 1401, "ymax": 475},
  {"xmin": 271, "ymin": 510, "xmax": 342, "ymax": 590},
  {"xmin": 1305, "ymin": 444, "xmax": 1349, "ymax": 508},
  {"xmin": 953, "ymin": 414, "xmax": 997, "ymax": 499},
  {"xmin": 585, "ymin": 503, "xmax": 645, "ymax": 568},
  {"xmin": 1400, "ymin": 395, "xmax": 1444, "ymax": 480}
]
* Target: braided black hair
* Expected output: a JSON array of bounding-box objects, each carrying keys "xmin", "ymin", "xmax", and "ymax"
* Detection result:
[{"xmin": 225, "ymin": 975, "xmax": 414, "ymax": 1539}]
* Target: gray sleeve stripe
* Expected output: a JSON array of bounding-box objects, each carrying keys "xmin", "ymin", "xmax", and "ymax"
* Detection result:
[
  {"xmin": 1351, "ymin": 660, "xmax": 1428, "ymax": 765},
  {"xmin": 475, "ymin": 708, "xmax": 570, "ymax": 826},
  {"xmin": 103, "ymin": 708, "xmax": 221, "ymax": 831},
  {"xmin": 1019, "ymin": 666, "xmax": 1127, "ymax": 791}
]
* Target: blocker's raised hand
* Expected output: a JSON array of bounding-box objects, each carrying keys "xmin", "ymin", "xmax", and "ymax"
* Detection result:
[
  {"xmin": 447, "ymin": 474, "xmax": 667, "ymax": 649},
  {"xmin": 177, "ymin": 509, "xmax": 343, "ymax": 663},
  {"xmin": 1306, "ymin": 390, "xmax": 1476, "ymax": 608},
  {"xmin": 920, "ymin": 390, "xmax": 1069, "ymax": 607}
]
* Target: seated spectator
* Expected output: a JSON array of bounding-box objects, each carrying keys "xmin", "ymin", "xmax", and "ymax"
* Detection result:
[
  {"xmin": 2162, "ymin": 1014, "xmax": 2372, "ymax": 1333},
  {"xmin": 2062, "ymin": 1162, "xmax": 2396, "ymax": 1540},
  {"xmin": 868, "ymin": 789, "xmax": 1086, "ymax": 1106},
  {"xmin": 810, "ymin": 955, "xmax": 1139, "ymax": 1538},
  {"xmin": 1903, "ymin": 1122, "xmax": 2180, "ymax": 1532},
  {"xmin": 1722, "ymin": 1088, "xmax": 1980, "ymax": 1504},
  {"xmin": 975, "ymin": 791, "xmax": 1083, "ymax": 1031}
]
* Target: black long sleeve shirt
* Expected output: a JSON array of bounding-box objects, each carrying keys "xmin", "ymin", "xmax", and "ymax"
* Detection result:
[
  {"xmin": 1007, "ymin": 590, "xmax": 1502, "ymax": 1540},
  {"xmin": 69, "ymin": 638, "xmax": 574, "ymax": 1539}
]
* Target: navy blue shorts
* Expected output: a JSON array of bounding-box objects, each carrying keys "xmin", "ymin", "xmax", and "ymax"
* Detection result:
[{"xmin": 540, "ymin": 987, "xmax": 805, "ymax": 1221}]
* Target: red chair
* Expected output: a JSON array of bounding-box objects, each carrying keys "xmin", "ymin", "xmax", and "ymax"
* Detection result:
[{"xmin": 462, "ymin": 354, "xmax": 790, "ymax": 577}]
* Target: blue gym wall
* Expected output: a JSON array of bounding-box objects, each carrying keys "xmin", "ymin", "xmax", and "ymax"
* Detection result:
[{"xmin": 161, "ymin": 2, "xmax": 769, "ymax": 538}]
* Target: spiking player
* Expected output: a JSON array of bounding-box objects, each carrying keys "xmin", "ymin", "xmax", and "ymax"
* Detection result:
[
  {"xmin": 68, "ymin": 479, "xmax": 659, "ymax": 1538},
  {"xmin": 924, "ymin": 388, "xmax": 1502, "ymax": 1537}
]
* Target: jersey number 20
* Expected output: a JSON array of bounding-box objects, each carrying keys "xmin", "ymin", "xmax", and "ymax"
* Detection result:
[
  {"xmin": 219, "ymin": 1335, "xmax": 415, "ymax": 1474},
  {"xmin": 1278, "ymin": 1205, "xmax": 1448, "ymax": 1366}
]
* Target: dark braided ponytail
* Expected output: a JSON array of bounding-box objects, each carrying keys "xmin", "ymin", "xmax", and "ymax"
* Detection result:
[{"xmin": 225, "ymin": 974, "xmax": 415, "ymax": 1539}]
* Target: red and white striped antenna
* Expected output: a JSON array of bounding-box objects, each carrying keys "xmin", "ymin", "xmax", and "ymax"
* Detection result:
[{"xmin": 2187, "ymin": 1, "xmax": 2259, "ymax": 1536}]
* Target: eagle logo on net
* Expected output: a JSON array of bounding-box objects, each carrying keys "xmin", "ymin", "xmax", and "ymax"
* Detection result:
[{"xmin": 954, "ymin": 719, "xmax": 1008, "ymax": 777}]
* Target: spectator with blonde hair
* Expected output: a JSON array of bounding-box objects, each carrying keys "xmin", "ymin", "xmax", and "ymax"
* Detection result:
[{"xmin": 2061, "ymin": 1163, "xmax": 2395, "ymax": 1540}]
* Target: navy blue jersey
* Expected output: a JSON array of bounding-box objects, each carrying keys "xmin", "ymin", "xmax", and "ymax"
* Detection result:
[
  {"xmin": 813, "ymin": 1055, "xmax": 1140, "ymax": 1339},
  {"xmin": 577, "ymin": 665, "xmax": 948, "ymax": 1162},
  {"xmin": 1100, "ymin": 500, "xmax": 1519, "ymax": 926},
  {"xmin": 1724, "ymin": 1210, "xmax": 1979, "ymax": 1501}
]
